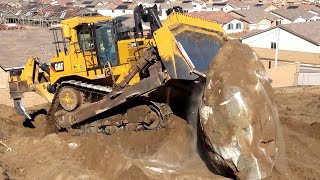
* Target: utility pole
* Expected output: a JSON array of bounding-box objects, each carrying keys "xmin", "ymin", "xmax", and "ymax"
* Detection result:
[{"xmin": 275, "ymin": 28, "xmax": 280, "ymax": 68}]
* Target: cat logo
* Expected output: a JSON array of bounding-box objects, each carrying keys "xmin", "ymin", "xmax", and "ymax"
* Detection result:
[{"xmin": 50, "ymin": 61, "xmax": 64, "ymax": 72}]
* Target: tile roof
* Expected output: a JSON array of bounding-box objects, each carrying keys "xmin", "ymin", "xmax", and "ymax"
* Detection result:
[
  {"xmin": 241, "ymin": 21, "xmax": 320, "ymax": 45},
  {"xmin": 306, "ymin": 6, "xmax": 320, "ymax": 14},
  {"xmin": 271, "ymin": 9, "xmax": 317, "ymax": 21},
  {"xmin": 282, "ymin": 4, "xmax": 320, "ymax": 12},
  {"xmin": 115, "ymin": 4, "xmax": 128, "ymax": 9},
  {"xmin": 73, "ymin": 0, "xmax": 104, "ymax": 7},
  {"xmin": 212, "ymin": 1, "xmax": 228, "ymax": 6},
  {"xmin": 0, "ymin": 4, "xmax": 16, "ymax": 12},
  {"xmin": 135, "ymin": 0, "xmax": 155, "ymax": 4},
  {"xmin": 228, "ymin": 1, "xmax": 250, "ymax": 8},
  {"xmin": 74, "ymin": 7, "xmax": 100, "ymax": 16},
  {"xmin": 65, "ymin": 2, "xmax": 75, "ymax": 6},
  {"xmin": 281, "ymin": 21, "xmax": 320, "ymax": 45},
  {"xmin": 63, "ymin": 7, "xmax": 83, "ymax": 18},
  {"xmin": 249, "ymin": 3, "xmax": 276, "ymax": 10},
  {"xmin": 160, "ymin": 2, "xmax": 193, "ymax": 10},
  {"xmin": 114, "ymin": 15, "xmax": 134, "ymax": 28},
  {"xmin": 231, "ymin": 8, "xmax": 279, "ymax": 23},
  {"xmin": 188, "ymin": 11, "xmax": 236, "ymax": 24},
  {"xmin": 154, "ymin": 0, "xmax": 165, "ymax": 3}
]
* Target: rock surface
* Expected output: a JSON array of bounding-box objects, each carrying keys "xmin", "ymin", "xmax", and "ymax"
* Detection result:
[{"xmin": 200, "ymin": 40, "xmax": 279, "ymax": 179}]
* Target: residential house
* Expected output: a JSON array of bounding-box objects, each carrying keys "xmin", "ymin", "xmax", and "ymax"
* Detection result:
[
  {"xmin": 73, "ymin": 0, "xmax": 105, "ymax": 10},
  {"xmin": 223, "ymin": 1, "xmax": 250, "ymax": 12},
  {"xmin": 271, "ymin": 8, "xmax": 320, "ymax": 24},
  {"xmin": 72, "ymin": 7, "xmax": 100, "ymax": 17},
  {"xmin": 241, "ymin": 21, "xmax": 320, "ymax": 54},
  {"xmin": 0, "ymin": 4, "xmax": 15, "ymax": 18},
  {"xmin": 240, "ymin": 21, "xmax": 320, "ymax": 86},
  {"xmin": 38, "ymin": 5, "xmax": 70, "ymax": 26},
  {"xmin": 191, "ymin": 0, "xmax": 207, "ymax": 11},
  {"xmin": 205, "ymin": 0, "xmax": 250, "ymax": 12},
  {"xmin": 229, "ymin": 8, "xmax": 280, "ymax": 31},
  {"xmin": 207, "ymin": 1, "xmax": 228, "ymax": 12},
  {"xmin": 189, "ymin": 11, "xmax": 244, "ymax": 34},
  {"xmin": 2, "ymin": 1, "xmax": 100, "ymax": 27},
  {"xmin": 158, "ymin": 2, "xmax": 194, "ymax": 20},
  {"xmin": 6, "ymin": 1, "xmax": 22, "ymax": 8},
  {"xmin": 136, "ymin": 0, "xmax": 157, "ymax": 8},
  {"xmin": 97, "ymin": 3, "xmax": 136, "ymax": 18}
]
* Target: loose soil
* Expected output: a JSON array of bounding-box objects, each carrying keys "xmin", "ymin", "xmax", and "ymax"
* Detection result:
[{"xmin": 0, "ymin": 86, "xmax": 319, "ymax": 179}]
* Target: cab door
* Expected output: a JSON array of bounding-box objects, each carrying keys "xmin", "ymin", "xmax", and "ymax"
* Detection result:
[{"xmin": 94, "ymin": 23, "xmax": 119, "ymax": 67}]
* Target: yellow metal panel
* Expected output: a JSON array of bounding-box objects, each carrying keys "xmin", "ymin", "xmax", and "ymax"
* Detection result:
[
  {"xmin": 163, "ymin": 12, "xmax": 226, "ymax": 37},
  {"xmin": 62, "ymin": 16, "xmax": 112, "ymax": 29}
]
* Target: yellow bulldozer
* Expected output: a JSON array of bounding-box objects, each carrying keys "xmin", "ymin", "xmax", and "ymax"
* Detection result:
[
  {"xmin": 3, "ymin": 5, "xmax": 225, "ymax": 133},
  {"xmin": 1, "ymin": 5, "xmax": 279, "ymax": 179}
]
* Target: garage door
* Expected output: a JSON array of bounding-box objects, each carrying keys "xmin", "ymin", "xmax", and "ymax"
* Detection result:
[
  {"xmin": 259, "ymin": 24, "xmax": 269, "ymax": 30},
  {"xmin": 249, "ymin": 24, "xmax": 256, "ymax": 31}
]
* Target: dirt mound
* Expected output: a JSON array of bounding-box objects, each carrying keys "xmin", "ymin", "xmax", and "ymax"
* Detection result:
[
  {"xmin": 0, "ymin": 86, "xmax": 320, "ymax": 179},
  {"xmin": 267, "ymin": 86, "xmax": 320, "ymax": 180},
  {"xmin": 0, "ymin": 105, "xmax": 224, "ymax": 179}
]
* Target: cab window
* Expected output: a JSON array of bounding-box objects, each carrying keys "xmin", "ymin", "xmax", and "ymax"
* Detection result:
[
  {"xmin": 78, "ymin": 29, "xmax": 94, "ymax": 51},
  {"xmin": 96, "ymin": 25, "xmax": 118, "ymax": 66}
]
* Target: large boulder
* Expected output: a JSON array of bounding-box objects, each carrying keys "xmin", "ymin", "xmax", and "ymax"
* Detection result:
[{"xmin": 200, "ymin": 40, "xmax": 279, "ymax": 179}]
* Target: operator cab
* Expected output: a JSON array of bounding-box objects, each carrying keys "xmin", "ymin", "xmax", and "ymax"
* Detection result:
[{"xmin": 77, "ymin": 20, "xmax": 131, "ymax": 67}]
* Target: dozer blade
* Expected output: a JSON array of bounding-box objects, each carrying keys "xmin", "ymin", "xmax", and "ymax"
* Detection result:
[
  {"xmin": 13, "ymin": 98, "xmax": 31, "ymax": 119},
  {"xmin": 154, "ymin": 13, "xmax": 226, "ymax": 81}
]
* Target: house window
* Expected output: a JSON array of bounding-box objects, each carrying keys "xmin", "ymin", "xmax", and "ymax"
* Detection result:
[
  {"xmin": 227, "ymin": 23, "xmax": 233, "ymax": 30},
  {"xmin": 276, "ymin": 20, "xmax": 281, "ymax": 26},
  {"xmin": 271, "ymin": 42, "xmax": 277, "ymax": 49},
  {"xmin": 236, "ymin": 23, "xmax": 241, "ymax": 29}
]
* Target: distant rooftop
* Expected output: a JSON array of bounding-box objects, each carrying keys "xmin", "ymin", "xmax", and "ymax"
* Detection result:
[
  {"xmin": 271, "ymin": 9, "xmax": 317, "ymax": 21},
  {"xmin": 231, "ymin": 8, "xmax": 279, "ymax": 23},
  {"xmin": 189, "ymin": 11, "xmax": 236, "ymax": 24},
  {"xmin": 241, "ymin": 21, "xmax": 320, "ymax": 46}
]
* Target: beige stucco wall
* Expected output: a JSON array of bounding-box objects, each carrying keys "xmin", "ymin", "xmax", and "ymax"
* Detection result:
[
  {"xmin": 256, "ymin": 18, "xmax": 273, "ymax": 29},
  {"xmin": 262, "ymin": 61, "xmax": 299, "ymax": 87},
  {"xmin": 253, "ymin": 48, "xmax": 320, "ymax": 64},
  {"xmin": 229, "ymin": 12, "xmax": 274, "ymax": 31}
]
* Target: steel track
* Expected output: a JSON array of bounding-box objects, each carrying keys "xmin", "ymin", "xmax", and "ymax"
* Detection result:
[{"xmin": 45, "ymin": 80, "xmax": 172, "ymax": 135}]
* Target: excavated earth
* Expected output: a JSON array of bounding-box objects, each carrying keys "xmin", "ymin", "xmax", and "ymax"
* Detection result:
[{"xmin": 0, "ymin": 86, "xmax": 320, "ymax": 179}]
